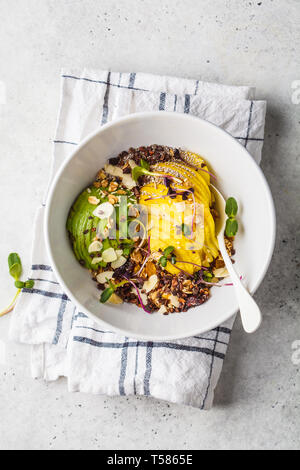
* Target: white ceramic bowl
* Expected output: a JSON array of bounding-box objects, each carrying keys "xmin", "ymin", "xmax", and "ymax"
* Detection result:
[{"xmin": 45, "ymin": 112, "xmax": 275, "ymax": 340}]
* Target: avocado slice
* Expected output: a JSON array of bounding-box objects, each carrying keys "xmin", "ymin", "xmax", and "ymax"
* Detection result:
[{"xmin": 67, "ymin": 187, "xmax": 107, "ymax": 270}]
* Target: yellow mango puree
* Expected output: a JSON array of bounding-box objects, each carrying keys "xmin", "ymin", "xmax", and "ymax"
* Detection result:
[{"xmin": 139, "ymin": 152, "xmax": 219, "ymax": 275}]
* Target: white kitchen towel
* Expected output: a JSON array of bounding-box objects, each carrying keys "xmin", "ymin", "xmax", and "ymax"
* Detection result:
[{"xmin": 9, "ymin": 69, "xmax": 266, "ymax": 408}]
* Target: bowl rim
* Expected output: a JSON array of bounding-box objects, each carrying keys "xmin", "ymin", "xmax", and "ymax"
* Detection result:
[{"xmin": 44, "ymin": 111, "xmax": 276, "ymax": 340}]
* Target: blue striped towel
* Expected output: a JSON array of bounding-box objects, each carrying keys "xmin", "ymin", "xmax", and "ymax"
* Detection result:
[{"xmin": 9, "ymin": 69, "xmax": 266, "ymax": 408}]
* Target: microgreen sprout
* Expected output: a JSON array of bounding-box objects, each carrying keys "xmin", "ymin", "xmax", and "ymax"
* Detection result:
[
  {"xmin": 159, "ymin": 246, "xmax": 176, "ymax": 267},
  {"xmin": 132, "ymin": 165, "xmax": 158, "ymax": 182},
  {"xmin": 202, "ymin": 271, "xmax": 213, "ymax": 282},
  {"xmin": 225, "ymin": 197, "xmax": 239, "ymax": 237},
  {"xmin": 100, "ymin": 279, "xmax": 128, "ymax": 303},
  {"xmin": 0, "ymin": 253, "xmax": 35, "ymax": 317},
  {"xmin": 100, "ymin": 273, "xmax": 151, "ymax": 314},
  {"xmin": 159, "ymin": 256, "xmax": 167, "ymax": 267}
]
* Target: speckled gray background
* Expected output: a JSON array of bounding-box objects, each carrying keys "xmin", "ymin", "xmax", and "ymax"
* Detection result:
[{"xmin": 0, "ymin": 0, "xmax": 299, "ymax": 450}]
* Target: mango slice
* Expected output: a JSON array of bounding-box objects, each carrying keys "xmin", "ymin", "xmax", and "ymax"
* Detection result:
[{"xmin": 139, "ymin": 152, "xmax": 219, "ymax": 274}]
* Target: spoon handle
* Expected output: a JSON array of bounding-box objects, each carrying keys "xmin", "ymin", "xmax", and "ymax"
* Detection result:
[{"xmin": 217, "ymin": 233, "xmax": 262, "ymax": 333}]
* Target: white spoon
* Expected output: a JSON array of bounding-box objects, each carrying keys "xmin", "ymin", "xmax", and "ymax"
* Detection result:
[{"xmin": 211, "ymin": 185, "xmax": 262, "ymax": 333}]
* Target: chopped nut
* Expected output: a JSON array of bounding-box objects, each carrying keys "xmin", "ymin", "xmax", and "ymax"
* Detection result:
[
  {"xmin": 97, "ymin": 170, "xmax": 106, "ymax": 180},
  {"xmin": 122, "ymin": 174, "xmax": 136, "ymax": 189},
  {"xmin": 143, "ymin": 274, "xmax": 158, "ymax": 293},
  {"xmin": 145, "ymin": 261, "xmax": 156, "ymax": 277},
  {"xmin": 101, "ymin": 179, "xmax": 108, "ymax": 188},
  {"xmin": 96, "ymin": 271, "xmax": 114, "ymax": 284},
  {"xmin": 213, "ymin": 267, "xmax": 229, "ymax": 278},
  {"xmin": 104, "ymin": 164, "xmax": 123, "ymax": 178},
  {"xmin": 149, "ymin": 289, "xmax": 160, "ymax": 304},
  {"xmin": 116, "ymin": 189, "xmax": 127, "ymax": 195},
  {"xmin": 93, "ymin": 181, "xmax": 102, "ymax": 188},
  {"xmin": 133, "ymin": 264, "xmax": 141, "ymax": 274},
  {"xmin": 131, "ymin": 288, "xmax": 148, "ymax": 305},
  {"xmin": 225, "ymin": 237, "xmax": 234, "ymax": 256},
  {"xmin": 182, "ymin": 279, "xmax": 193, "ymax": 294},
  {"xmin": 102, "ymin": 247, "xmax": 118, "ymax": 262},
  {"xmin": 131, "ymin": 249, "xmax": 143, "ymax": 264},
  {"xmin": 182, "ymin": 280, "xmax": 193, "ymax": 288},
  {"xmin": 111, "ymin": 255, "xmax": 127, "ymax": 269},
  {"xmin": 93, "ymin": 202, "xmax": 114, "ymax": 218},
  {"xmin": 108, "ymin": 293, "xmax": 123, "ymax": 304},
  {"xmin": 128, "ymin": 159, "xmax": 138, "ymax": 169},
  {"xmin": 169, "ymin": 295, "xmax": 180, "ymax": 308},
  {"xmin": 88, "ymin": 240, "xmax": 103, "ymax": 253},
  {"xmin": 108, "ymin": 181, "xmax": 118, "ymax": 192},
  {"xmin": 215, "ymin": 258, "xmax": 225, "ymax": 268},
  {"xmin": 108, "ymin": 194, "xmax": 118, "ymax": 205},
  {"xmin": 157, "ymin": 305, "xmax": 167, "ymax": 314},
  {"xmin": 88, "ymin": 196, "xmax": 100, "ymax": 205}
]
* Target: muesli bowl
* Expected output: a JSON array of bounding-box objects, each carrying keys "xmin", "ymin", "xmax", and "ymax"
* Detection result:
[{"xmin": 45, "ymin": 112, "xmax": 275, "ymax": 340}]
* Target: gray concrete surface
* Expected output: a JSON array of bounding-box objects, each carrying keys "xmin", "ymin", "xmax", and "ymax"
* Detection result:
[{"xmin": 0, "ymin": 0, "xmax": 299, "ymax": 450}]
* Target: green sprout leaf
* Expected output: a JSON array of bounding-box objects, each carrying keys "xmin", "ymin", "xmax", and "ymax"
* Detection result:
[
  {"xmin": 202, "ymin": 271, "xmax": 213, "ymax": 282},
  {"xmin": 163, "ymin": 246, "xmax": 175, "ymax": 256},
  {"xmin": 25, "ymin": 280, "xmax": 35, "ymax": 289},
  {"xmin": 132, "ymin": 165, "xmax": 154, "ymax": 182},
  {"xmin": 8, "ymin": 253, "xmax": 22, "ymax": 281},
  {"xmin": 224, "ymin": 197, "xmax": 239, "ymax": 237},
  {"xmin": 123, "ymin": 246, "xmax": 132, "ymax": 257},
  {"xmin": 159, "ymin": 256, "xmax": 167, "ymax": 267},
  {"xmin": 225, "ymin": 218, "xmax": 238, "ymax": 237},
  {"xmin": 100, "ymin": 287, "xmax": 115, "ymax": 303},
  {"xmin": 110, "ymin": 239, "xmax": 119, "ymax": 249},
  {"xmin": 140, "ymin": 158, "xmax": 150, "ymax": 170},
  {"xmin": 1, "ymin": 253, "xmax": 34, "ymax": 318},
  {"xmin": 14, "ymin": 281, "xmax": 25, "ymax": 289},
  {"xmin": 98, "ymin": 261, "xmax": 107, "ymax": 268},
  {"xmin": 170, "ymin": 255, "xmax": 177, "ymax": 265},
  {"xmin": 225, "ymin": 197, "xmax": 238, "ymax": 218},
  {"xmin": 100, "ymin": 279, "xmax": 128, "ymax": 303}
]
